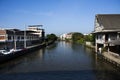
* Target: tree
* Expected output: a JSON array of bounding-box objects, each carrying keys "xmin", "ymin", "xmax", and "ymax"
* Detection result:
[
  {"xmin": 46, "ymin": 33, "xmax": 57, "ymax": 41},
  {"xmin": 84, "ymin": 34, "xmax": 95, "ymax": 42},
  {"xmin": 72, "ymin": 32, "xmax": 84, "ymax": 42}
]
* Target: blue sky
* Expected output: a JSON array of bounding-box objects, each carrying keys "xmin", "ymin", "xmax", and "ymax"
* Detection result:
[{"xmin": 0, "ymin": 0, "xmax": 120, "ymax": 35}]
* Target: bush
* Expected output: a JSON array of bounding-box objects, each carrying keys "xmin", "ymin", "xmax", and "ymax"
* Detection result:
[
  {"xmin": 46, "ymin": 33, "xmax": 57, "ymax": 41},
  {"xmin": 77, "ymin": 38, "xmax": 84, "ymax": 44},
  {"xmin": 72, "ymin": 32, "xmax": 84, "ymax": 42},
  {"xmin": 84, "ymin": 34, "xmax": 95, "ymax": 42}
]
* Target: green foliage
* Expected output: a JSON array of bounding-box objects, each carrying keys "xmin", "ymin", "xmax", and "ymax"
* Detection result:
[
  {"xmin": 77, "ymin": 38, "xmax": 84, "ymax": 44},
  {"xmin": 46, "ymin": 33, "xmax": 57, "ymax": 41},
  {"xmin": 65, "ymin": 38, "xmax": 71, "ymax": 42},
  {"xmin": 71, "ymin": 32, "xmax": 85, "ymax": 44},
  {"xmin": 72, "ymin": 32, "xmax": 84, "ymax": 42},
  {"xmin": 84, "ymin": 34, "xmax": 95, "ymax": 42}
]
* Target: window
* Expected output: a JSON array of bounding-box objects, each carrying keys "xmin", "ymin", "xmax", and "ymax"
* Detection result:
[
  {"xmin": 0, "ymin": 36, "xmax": 6, "ymax": 40},
  {"xmin": 21, "ymin": 36, "xmax": 24, "ymax": 39},
  {"xmin": 8, "ymin": 36, "xmax": 11, "ymax": 40},
  {"xmin": 17, "ymin": 36, "xmax": 20, "ymax": 40}
]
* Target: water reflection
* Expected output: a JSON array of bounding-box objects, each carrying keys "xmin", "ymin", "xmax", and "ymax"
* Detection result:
[
  {"xmin": 46, "ymin": 42, "xmax": 58, "ymax": 50},
  {"xmin": 0, "ymin": 48, "xmax": 46, "ymax": 73},
  {"xmin": 0, "ymin": 41, "xmax": 120, "ymax": 80}
]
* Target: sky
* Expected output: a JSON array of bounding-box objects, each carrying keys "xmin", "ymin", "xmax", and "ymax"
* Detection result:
[{"xmin": 0, "ymin": 0, "xmax": 120, "ymax": 35}]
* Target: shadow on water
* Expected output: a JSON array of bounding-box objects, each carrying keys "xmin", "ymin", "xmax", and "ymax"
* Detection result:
[
  {"xmin": 0, "ymin": 41, "xmax": 120, "ymax": 80},
  {"xmin": 0, "ymin": 48, "xmax": 46, "ymax": 73},
  {"xmin": 0, "ymin": 70, "xmax": 120, "ymax": 80},
  {"xmin": 46, "ymin": 42, "xmax": 58, "ymax": 50}
]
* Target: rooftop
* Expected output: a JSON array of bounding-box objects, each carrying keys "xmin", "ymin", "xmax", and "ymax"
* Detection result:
[{"xmin": 96, "ymin": 14, "xmax": 120, "ymax": 30}]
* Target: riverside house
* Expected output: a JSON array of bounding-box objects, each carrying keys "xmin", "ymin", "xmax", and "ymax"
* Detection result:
[{"xmin": 94, "ymin": 14, "xmax": 120, "ymax": 55}]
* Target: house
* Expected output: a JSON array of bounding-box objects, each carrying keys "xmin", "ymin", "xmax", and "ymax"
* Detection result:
[
  {"xmin": 94, "ymin": 14, "xmax": 120, "ymax": 55},
  {"xmin": 66, "ymin": 32, "xmax": 73, "ymax": 39}
]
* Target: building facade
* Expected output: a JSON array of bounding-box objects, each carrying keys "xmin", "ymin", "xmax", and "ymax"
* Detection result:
[
  {"xmin": 27, "ymin": 25, "xmax": 45, "ymax": 38},
  {"xmin": 60, "ymin": 34, "xmax": 67, "ymax": 40},
  {"xmin": 66, "ymin": 33, "xmax": 73, "ymax": 39},
  {"xmin": 0, "ymin": 27, "xmax": 45, "ymax": 49},
  {"xmin": 60, "ymin": 32, "xmax": 74, "ymax": 40},
  {"xmin": 94, "ymin": 14, "xmax": 120, "ymax": 55}
]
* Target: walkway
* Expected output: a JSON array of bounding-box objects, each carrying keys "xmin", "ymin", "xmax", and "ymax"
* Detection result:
[{"xmin": 103, "ymin": 51, "xmax": 120, "ymax": 65}]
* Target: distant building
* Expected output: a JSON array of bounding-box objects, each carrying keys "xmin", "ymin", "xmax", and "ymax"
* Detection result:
[
  {"xmin": 60, "ymin": 32, "xmax": 74, "ymax": 40},
  {"xmin": 93, "ymin": 14, "xmax": 120, "ymax": 54},
  {"xmin": 66, "ymin": 32, "xmax": 73, "ymax": 39},
  {"xmin": 60, "ymin": 34, "xmax": 67, "ymax": 40},
  {"xmin": 84, "ymin": 33, "xmax": 92, "ymax": 36}
]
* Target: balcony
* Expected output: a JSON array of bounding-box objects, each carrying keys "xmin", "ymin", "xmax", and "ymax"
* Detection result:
[{"xmin": 96, "ymin": 39, "xmax": 105, "ymax": 44}]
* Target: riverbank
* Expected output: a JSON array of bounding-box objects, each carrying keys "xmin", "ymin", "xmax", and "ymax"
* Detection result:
[
  {"xmin": 102, "ymin": 52, "xmax": 120, "ymax": 69},
  {"xmin": 96, "ymin": 51, "xmax": 120, "ymax": 70},
  {"xmin": 85, "ymin": 41, "xmax": 120, "ymax": 69},
  {"xmin": 85, "ymin": 42, "xmax": 95, "ymax": 49},
  {"xmin": 0, "ymin": 40, "xmax": 56, "ymax": 63}
]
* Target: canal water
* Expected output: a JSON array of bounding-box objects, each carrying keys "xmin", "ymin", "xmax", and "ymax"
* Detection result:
[{"xmin": 0, "ymin": 41, "xmax": 120, "ymax": 80}]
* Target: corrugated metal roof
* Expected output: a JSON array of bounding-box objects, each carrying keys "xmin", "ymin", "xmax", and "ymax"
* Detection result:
[{"xmin": 96, "ymin": 14, "xmax": 120, "ymax": 30}]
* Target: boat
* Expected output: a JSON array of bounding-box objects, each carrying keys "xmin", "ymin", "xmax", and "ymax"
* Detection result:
[
  {"xmin": 0, "ymin": 43, "xmax": 46, "ymax": 63},
  {"xmin": 0, "ymin": 48, "xmax": 23, "ymax": 55},
  {"xmin": 0, "ymin": 50, "xmax": 11, "ymax": 55},
  {"xmin": 0, "ymin": 29, "xmax": 36, "ymax": 63}
]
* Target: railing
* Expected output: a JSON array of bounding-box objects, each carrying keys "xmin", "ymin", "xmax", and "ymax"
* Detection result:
[{"xmin": 96, "ymin": 39, "xmax": 105, "ymax": 44}]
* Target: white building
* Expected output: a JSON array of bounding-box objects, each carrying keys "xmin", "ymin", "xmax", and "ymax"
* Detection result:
[
  {"xmin": 60, "ymin": 34, "xmax": 67, "ymax": 40},
  {"xmin": 27, "ymin": 25, "xmax": 45, "ymax": 38},
  {"xmin": 0, "ymin": 27, "xmax": 45, "ymax": 49},
  {"xmin": 60, "ymin": 32, "xmax": 74, "ymax": 40}
]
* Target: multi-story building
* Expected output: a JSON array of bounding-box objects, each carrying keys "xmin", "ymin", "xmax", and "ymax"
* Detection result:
[
  {"xmin": 0, "ymin": 27, "xmax": 45, "ymax": 49},
  {"xmin": 27, "ymin": 25, "xmax": 45, "ymax": 38},
  {"xmin": 94, "ymin": 14, "xmax": 120, "ymax": 54}
]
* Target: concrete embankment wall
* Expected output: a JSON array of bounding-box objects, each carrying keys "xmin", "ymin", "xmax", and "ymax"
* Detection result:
[
  {"xmin": 97, "ymin": 52, "xmax": 120, "ymax": 70},
  {"xmin": 85, "ymin": 41, "xmax": 120, "ymax": 69},
  {"xmin": 0, "ymin": 41, "xmax": 55, "ymax": 63},
  {"xmin": 85, "ymin": 41, "xmax": 95, "ymax": 49}
]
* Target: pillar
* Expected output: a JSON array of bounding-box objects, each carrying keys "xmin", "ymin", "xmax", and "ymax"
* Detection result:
[{"xmin": 95, "ymin": 43, "xmax": 98, "ymax": 53}]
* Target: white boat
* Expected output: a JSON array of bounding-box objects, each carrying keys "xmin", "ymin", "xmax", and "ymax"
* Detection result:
[
  {"xmin": 0, "ymin": 48, "xmax": 23, "ymax": 55},
  {"xmin": 0, "ymin": 50, "xmax": 11, "ymax": 55},
  {"xmin": 0, "ymin": 29, "xmax": 26, "ymax": 55}
]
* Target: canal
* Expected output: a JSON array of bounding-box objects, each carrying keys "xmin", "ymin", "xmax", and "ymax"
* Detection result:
[{"xmin": 0, "ymin": 41, "xmax": 120, "ymax": 80}]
